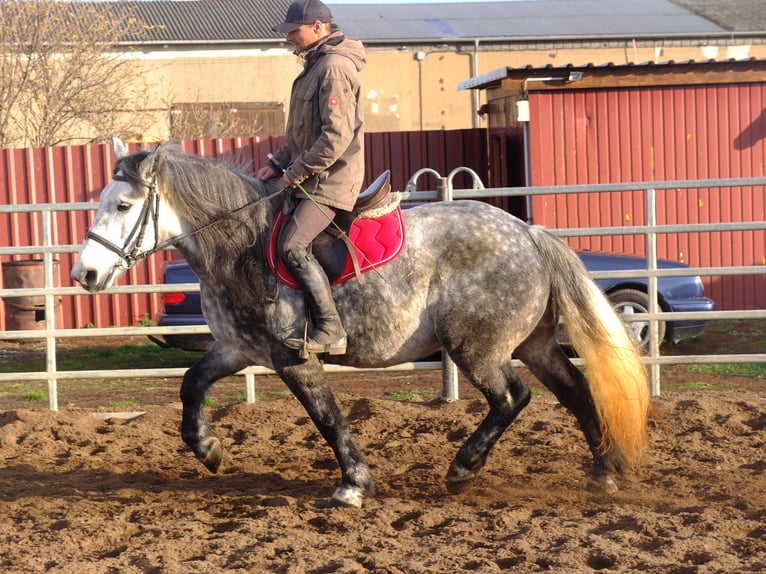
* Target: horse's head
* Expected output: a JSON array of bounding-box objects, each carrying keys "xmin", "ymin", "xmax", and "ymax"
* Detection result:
[{"xmin": 71, "ymin": 138, "xmax": 186, "ymax": 293}]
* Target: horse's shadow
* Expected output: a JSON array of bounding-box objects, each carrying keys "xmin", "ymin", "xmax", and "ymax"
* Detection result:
[{"xmin": 0, "ymin": 464, "xmax": 333, "ymax": 507}]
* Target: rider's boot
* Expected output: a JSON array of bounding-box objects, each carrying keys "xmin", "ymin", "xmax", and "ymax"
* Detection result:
[{"xmin": 282, "ymin": 248, "xmax": 347, "ymax": 356}]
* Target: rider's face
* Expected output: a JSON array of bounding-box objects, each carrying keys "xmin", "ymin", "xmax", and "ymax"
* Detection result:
[{"xmin": 286, "ymin": 22, "xmax": 321, "ymax": 54}]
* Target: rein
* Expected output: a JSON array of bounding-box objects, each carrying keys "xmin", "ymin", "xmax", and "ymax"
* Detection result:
[{"xmin": 87, "ymin": 172, "xmax": 282, "ymax": 270}]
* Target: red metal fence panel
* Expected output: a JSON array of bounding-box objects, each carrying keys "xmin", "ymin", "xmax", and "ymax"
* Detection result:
[{"xmin": 528, "ymin": 85, "xmax": 766, "ymax": 310}]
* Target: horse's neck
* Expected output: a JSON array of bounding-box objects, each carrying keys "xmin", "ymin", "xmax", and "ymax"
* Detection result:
[
  {"xmin": 172, "ymin": 203, "xmax": 274, "ymax": 294},
  {"xmin": 165, "ymin": 173, "xmax": 282, "ymax": 292},
  {"xmin": 173, "ymin": 241, "xmax": 212, "ymax": 282}
]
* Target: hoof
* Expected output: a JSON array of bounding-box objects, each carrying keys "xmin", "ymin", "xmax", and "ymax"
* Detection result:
[
  {"xmin": 589, "ymin": 474, "xmax": 619, "ymax": 494},
  {"xmin": 195, "ymin": 436, "xmax": 222, "ymax": 474},
  {"xmin": 330, "ymin": 484, "xmax": 365, "ymax": 508},
  {"xmin": 445, "ymin": 476, "xmax": 474, "ymax": 494},
  {"xmin": 446, "ymin": 461, "xmax": 475, "ymax": 494}
]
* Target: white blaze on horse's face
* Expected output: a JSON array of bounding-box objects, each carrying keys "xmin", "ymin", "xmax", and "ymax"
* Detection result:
[
  {"xmin": 71, "ymin": 162, "xmax": 185, "ymax": 293},
  {"xmin": 70, "ymin": 177, "xmax": 148, "ymax": 292}
]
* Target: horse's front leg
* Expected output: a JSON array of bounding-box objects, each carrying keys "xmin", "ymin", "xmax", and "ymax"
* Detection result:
[
  {"xmin": 445, "ymin": 361, "xmax": 531, "ymax": 492},
  {"xmin": 180, "ymin": 342, "xmax": 250, "ymax": 473},
  {"xmin": 275, "ymin": 357, "xmax": 374, "ymax": 508}
]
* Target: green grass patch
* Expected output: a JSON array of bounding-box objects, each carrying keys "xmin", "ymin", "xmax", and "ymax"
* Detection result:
[
  {"xmin": 62, "ymin": 344, "xmax": 199, "ymax": 370},
  {"xmin": 663, "ymin": 379, "xmax": 753, "ymax": 393},
  {"xmin": 0, "ymin": 357, "xmax": 49, "ymax": 373},
  {"xmin": 694, "ymin": 319, "xmax": 766, "ymax": 351},
  {"xmin": 0, "ymin": 343, "xmax": 202, "ymax": 374},
  {"xmin": 666, "ymin": 381, "xmax": 719, "ymax": 392},
  {"xmin": 230, "ymin": 390, "xmax": 295, "ymax": 403},
  {"xmin": 245, "ymin": 390, "xmax": 293, "ymax": 402},
  {"xmin": 143, "ymin": 380, "xmax": 167, "ymax": 388},
  {"xmin": 686, "ymin": 362, "xmax": 766, "ymax": 379},
  {"xmin": 1, "ymin": 383, "xmax": 47, "ymax": 402},
  {"xmin": 383, "ymin": 390, "xmax": 436, "ymax": 401},
  {"xmin": 22, "ymin": 390, "xmax": 45, "ymax": 402},
  {"xmin": 0, "ymin": 383, "xmax": 29, "ymax": 394}
]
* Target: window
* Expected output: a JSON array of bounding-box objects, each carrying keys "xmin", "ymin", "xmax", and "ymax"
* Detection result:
[{"xmin": 169, "ymin": 102, "xmax": 285, "ymax": 139}]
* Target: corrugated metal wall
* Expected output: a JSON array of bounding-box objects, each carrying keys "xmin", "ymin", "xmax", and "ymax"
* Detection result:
[
  {"xmin": 0, "ymin": 129, "xmax": 488, "ymax": 331},
  {"xmin": 528, "ymin": 85, "xmax": 766, "ymax": 310}
]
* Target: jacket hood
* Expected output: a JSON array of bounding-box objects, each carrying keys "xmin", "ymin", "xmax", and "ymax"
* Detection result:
[{"xmin": 305, "ymin": 30, "xmax": 366, "ymax": 73}]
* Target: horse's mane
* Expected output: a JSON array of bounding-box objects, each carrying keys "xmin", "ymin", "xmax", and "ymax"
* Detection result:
[{"xmin": 118, "ymin": 144, "xmax": 280, "ymax": 300}]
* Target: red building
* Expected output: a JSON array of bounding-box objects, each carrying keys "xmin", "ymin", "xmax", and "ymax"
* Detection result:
[{"xmin": 460, "ymin": 59, "xmax": 766, "ymax": 310}]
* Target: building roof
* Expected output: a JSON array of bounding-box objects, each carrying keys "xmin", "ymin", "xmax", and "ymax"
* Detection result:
[
  {"xmin": 669, "ymin": 0, "xmax": 766, "ymax": 33},
  {"xmin": 330, "ymin": 0, "xmax": 724, "ymax": 42},
  {"xmin": 108, "ymin": 0, "xmax": 292, "ymax": 44},
  {"xmin": 91, "ymin": 0, "xmax": 753, "ymax": 47},
  {"xmin": 458, "ymin": 57, "xmax": 766, "ymax": 90}
]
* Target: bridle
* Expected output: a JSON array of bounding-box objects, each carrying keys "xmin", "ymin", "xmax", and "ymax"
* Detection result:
[
  {"xmin": 85, "ymin": 172, "xmax": 162, "ymax": 270},
  {"xmin": 85, "ymin": 169, "xmax": 282, "ymax": 271}
]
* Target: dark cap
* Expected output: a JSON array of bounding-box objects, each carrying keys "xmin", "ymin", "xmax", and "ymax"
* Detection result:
[{"xmin": 273, "ymin": 0, "xmax": 333, "ymax": 34}]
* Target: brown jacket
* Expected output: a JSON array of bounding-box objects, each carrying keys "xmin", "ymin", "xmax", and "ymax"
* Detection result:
[{"xmin": 272, "ymin": 31, "xmax": 366, "ymax": 212}]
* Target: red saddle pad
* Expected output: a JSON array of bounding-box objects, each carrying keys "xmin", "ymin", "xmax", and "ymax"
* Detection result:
[{"xmin": 267, "ymin": 205, "xmax": 406, "ymax": 289}]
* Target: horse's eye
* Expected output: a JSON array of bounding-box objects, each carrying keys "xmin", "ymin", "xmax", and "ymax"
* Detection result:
[{"xmin": 117, "ymin": 202, "xmax": 131, "ymax": 212}]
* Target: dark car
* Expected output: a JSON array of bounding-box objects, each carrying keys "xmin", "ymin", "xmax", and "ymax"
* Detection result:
[
  {"xmin": 152, "ymin": 261, "xmax": 215, "ymax": 352},
  {"xmin": 575, "ymin": 251, "xmax": 713, "ymax": 348},
  {"xmin": 154, "ymin": 252, "xmax": 713, "ymax": 352}
]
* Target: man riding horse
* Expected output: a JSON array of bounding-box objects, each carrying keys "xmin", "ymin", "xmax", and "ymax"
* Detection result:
[{"xmin": 256, "ymin": 0, "xmax": 367, "ymax": 357}]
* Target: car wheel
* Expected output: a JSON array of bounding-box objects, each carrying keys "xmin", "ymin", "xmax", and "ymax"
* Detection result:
[{"xmin": 608, "ymin": 288, "xmax": 666, "ymax": 350}]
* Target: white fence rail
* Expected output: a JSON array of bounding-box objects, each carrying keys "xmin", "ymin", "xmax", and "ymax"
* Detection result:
[{"xmin": 1, "ymin": 175, "xmax": 764, "ymax": 411}]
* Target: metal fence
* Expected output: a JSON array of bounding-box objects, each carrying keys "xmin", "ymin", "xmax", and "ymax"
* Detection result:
[{"xmin": 1, "ymin": 174, "xmax": 764, "ymax": 411}]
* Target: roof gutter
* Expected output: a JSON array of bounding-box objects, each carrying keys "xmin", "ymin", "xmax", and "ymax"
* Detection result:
[
  {"xmin": 115, "ymin": 31, "xmax": 766, "ymax": 50},
  {"xmin": 116, "ymin": 38, "xmax": 288, "ymax": 48},
  {"xmin": 341, "ymin": 31, "xmax": 766, "ymax": 46}
]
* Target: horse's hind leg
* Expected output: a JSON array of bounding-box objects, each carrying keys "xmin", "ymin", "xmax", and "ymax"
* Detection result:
[
  {"xmin": 446, "ymin": 358, "xmax": 531, "ymax": 493},
  {"xmin": 513, "ymin": 323, "xmax": 626, "ymax": 488},
  {"xmin": 180, "ymin": 342, "xmax": 251, "ymax": 473},
  {"xmin": 275, "ymin": 357, "xmax": 374, "ymax": 508}
]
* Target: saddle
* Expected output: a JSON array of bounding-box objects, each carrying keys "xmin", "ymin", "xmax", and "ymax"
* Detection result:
[{"xmin": 267, "ymin": 170, "xmax": 406, "ymax": 288}]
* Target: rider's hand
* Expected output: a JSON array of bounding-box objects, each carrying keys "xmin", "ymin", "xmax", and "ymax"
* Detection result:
[
  {"xmin": 256, "ymin": 165, "xmax": 276, "ymax": 180},
  {"xmin": 280, "ymin": 173, "xmax": 295, "ymax": 188}
]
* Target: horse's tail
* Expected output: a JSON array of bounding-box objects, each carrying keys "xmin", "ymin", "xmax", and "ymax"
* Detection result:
[{"xmin": 528, "ymin": 226, "xmax": 650, "ymax": 469}]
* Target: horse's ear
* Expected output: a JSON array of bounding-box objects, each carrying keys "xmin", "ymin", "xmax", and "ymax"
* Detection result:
[
  {"xmin": 147, "ymin": 142, "xmax": 164, "ymax": 176},
  {"xmin": 112, "ymin": 137, "xmax": 129, "ymax": 159}
]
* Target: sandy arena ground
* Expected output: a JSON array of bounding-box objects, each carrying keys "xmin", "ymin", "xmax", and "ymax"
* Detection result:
[{"xmin": 0, "ymin": 362, "xmax": 764, "ymax": 573}]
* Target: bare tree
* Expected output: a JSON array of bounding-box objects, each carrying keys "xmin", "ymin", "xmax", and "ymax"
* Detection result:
[
  {"xmin": 169, "ymin": 102, "xmax": 267, "ymax": 141},
  {"xmin": 0, "ymin": 1, "xmax": 156, "ymax": 148}
]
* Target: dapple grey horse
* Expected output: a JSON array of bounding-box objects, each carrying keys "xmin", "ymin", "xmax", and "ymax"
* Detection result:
[{"xmin": 71, "ymin": 139, "xmax": 649, "ymax": 508}]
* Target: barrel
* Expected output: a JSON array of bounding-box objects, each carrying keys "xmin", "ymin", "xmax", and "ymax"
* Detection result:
[{"xmin": 2, "ymin": 260, "xmax": 62, "ymax": 332}]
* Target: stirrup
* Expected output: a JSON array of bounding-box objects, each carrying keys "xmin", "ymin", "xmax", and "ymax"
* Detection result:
[
  {"xmin": 284, "ymin": 336, "xmax": 347, "ymax": 359},
  {"xmin": 284, "ymin": 321, "xmax": 347, "ymax": 359}
]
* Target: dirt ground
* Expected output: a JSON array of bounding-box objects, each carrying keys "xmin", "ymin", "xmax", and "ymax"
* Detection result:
[{"xmin": 0, "ymin": 329, "xmax": 764, "ymax": 573}]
